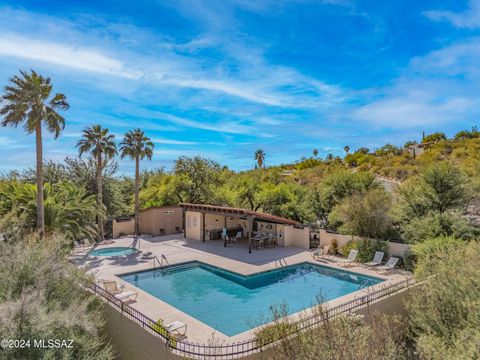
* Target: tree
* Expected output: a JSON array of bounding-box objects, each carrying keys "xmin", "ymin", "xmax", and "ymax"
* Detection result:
[
  {"xmin": 120, "ymin": 129, "xmax": 154, "ymax": 236},
  {"xmin": 422, "ymin": 132, "xmax": 446, "ymax": 143},
  {"xmin": 255, "ymin": 149, "xmax": 266, "ymax": 169},
  {"xmin": 329, "ymin": 188, "xmax": 393, "ymax": 239},
  {"xmin": 0, "ymin": 181, "xmax": 103, "ymax": 242},
  {"xmin": 407, "ymin": 238, "xmax": 480, "ymax": 359},
  {"xmin": 344, "ymin": 145, "xmax": 350, "ymax": 154},
  {"xmin": 395, "ymin": 163, "xmax": 468, "ymax": 221},
  {"xmin": 454, "ymin": 126, "xmax": 480, "ymax": 140},
  {"xmin": 401, "ymin": 212, "xmax": 477, "ymax": 243},
  {"xmin": 313, "ymin": 149, "xmax": 319, "ymax": 158},
  {"xmin": 77, "ymin": 125, "xmax": 117, "ymax": 240},
  {"xmin": 0, "ymin": 70, "xmax": 69, "ymax": 238},
  {"xmin": 315, "ymin": 169, "xmax": 378, "ymax": 220}
]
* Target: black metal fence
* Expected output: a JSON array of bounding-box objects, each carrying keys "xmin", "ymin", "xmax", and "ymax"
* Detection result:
[{"xmin": 89, "ymin": 277, "xmax": 415, "ymax": 359}]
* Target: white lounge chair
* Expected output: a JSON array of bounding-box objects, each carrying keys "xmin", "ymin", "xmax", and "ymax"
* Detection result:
[
  {"xmin": 365, "ymin": 251, "xmax": 384, "ymax": 267},
  {"xmin": 376, "ymin": 257, "xmax": 399, "ymax": 272},
  {"xmin": 166, "ymin": 321, "xmax": 187, "ymax": 336},
  {"xmin": 115, "ymin": 291, "xmax": 138, "ymax": 302},
  {"xmin": 338, "ymin": 249, "xmax": 359, "ymax": 266}
]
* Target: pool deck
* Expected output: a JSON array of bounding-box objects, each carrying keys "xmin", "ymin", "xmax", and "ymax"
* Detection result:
[{"xmin": 71, "ymin": 235, "xmax": 411, "ymax": 343}]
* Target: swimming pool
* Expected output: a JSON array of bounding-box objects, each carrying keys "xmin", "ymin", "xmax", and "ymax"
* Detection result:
[
  {"xmin": 121, "ymin": 262, "xmax": 383, "ymax": 336},
  {"xmin": 89, "ymin": 246, "xmax": 137, "ymax": 257}
]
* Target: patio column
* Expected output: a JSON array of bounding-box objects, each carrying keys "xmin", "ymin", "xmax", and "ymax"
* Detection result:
[
  {"xmin": 202, "ymin": 212, "xmax": 206, "ymax": 242},
  {"xmin": 182, "ymin": 208, "xmax": 186, "ymax": 238},
  {"xmin": 223, "ymin": 216, "xmax": 227, "ymax": 247},
  {"xmin": 247, "ymin": 215, "xmax": 253, "ymax": 254}
]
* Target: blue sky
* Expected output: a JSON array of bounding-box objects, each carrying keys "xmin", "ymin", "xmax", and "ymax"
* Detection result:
[{"xmin": 0, "ymin": 0, "xmax": 479, "ymax": 173}]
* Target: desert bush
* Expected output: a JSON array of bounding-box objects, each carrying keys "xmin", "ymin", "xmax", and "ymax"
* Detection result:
[
  {"xmin": 340, "ymin": 239, "xmax": 389, "ymax": 263},
  {"xmin": 407, "ymin": 238, "xmax": 480, "ymax": 360},
  {"xmin": 0, "ymin": 235, "xmax": 115, "ymax": 360}
]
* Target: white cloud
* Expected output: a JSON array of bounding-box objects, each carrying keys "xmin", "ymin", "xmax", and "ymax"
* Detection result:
[
  {"xmin": 0, "ymin": 7, "xmax": 345, "ymax": 110},
  {"xmin": 424, "ymin": 0, "xmax": 480, "ymax": 29},
  {"xmin": 0, "ymin": 34, "xmax": 138, "ymax": 78},
  {"xmin": 151, "ymin": 138, "xmax": 198, "ymax": 145},
  {"xmin": 153, "ymin": 112, "xmax": 258, "ymax": 135}
]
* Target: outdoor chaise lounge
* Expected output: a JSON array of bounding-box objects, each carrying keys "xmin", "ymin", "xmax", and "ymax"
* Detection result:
[
  {"xmin": 115, "ymin": 291, "xmax": 138, "ymax": 302},
  {"xmin": 103, "ymin": 280, "xmax": 138, "ymax": 302},
  {"xmin": 103, "ymin": 280, "xmax": 124, "ymax": 295},
  {"xmin": 365, "ymin": 251, "xmax": 384, "ymax": 267},
  {"xmin": 312, "ymin": 245, "xmax": 330, "ymax": 259},
  {"xmin": 376, "ymin": 257, "xmax": 399, "ymax": 272},
  {"xmin": 166, "ymin": 321, "xmax": 187, "ymax": 336},
  {"xmin": 337, "ymin": 249, "xmax": 359, "ymax": 266}
]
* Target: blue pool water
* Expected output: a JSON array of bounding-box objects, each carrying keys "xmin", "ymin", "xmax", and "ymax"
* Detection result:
[
  {"xmin": 89, "ymin": 246, "xmax": 137, "ymax": 257},
  {"xmin": 121, "ymin": 262, "xmax": 383, "ymax": 336}
]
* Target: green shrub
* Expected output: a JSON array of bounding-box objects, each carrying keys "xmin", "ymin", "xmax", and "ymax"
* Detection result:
[
  {"xmin": 255, "ymin": 322, "xmax": 298, "ymax": 347},
  {"xmin": 341, "ymin": 239, "xmax": 389, "ymax": 263},
  {"xmin": 330, "ymin": 238, "xmax": 338, "ymax": 254}
]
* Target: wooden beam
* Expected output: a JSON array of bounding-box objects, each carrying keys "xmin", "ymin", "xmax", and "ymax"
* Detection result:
[{"xmin": 247, "ymin": 215, "xmax": 253, "ymax": 254}]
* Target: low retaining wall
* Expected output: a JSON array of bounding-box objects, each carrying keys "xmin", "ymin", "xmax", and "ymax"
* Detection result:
[
  {"xmin": 103, "ymin": 304, "xmax": 180, "ymax": 360},
  {"xmin": 319, "ymin": 229, "xmax": 410, "ymax": 258}
]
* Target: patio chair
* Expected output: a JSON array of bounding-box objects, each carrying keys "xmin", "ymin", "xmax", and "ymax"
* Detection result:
[
  {"xmin": 337, "ymin": 249, "xmax": 359, "ymax": 267},
  {"xmin": 166, "ymin": 321, "xmax": 187, "ymax": 337},
  {"xmin": 365, "ymin": 251, "xmax": 385, "ymax": 267},
  {"xmin": 312, "ymin": 245, "xmax": 330, "ymax": 259},
  {"xmin": 102, "ymin": 280, "xmax": 125, "ymax": 295},
  {"xmin": 231, "ymin": 231, "xmax": 242, "ymax": 245},
  {"xmin": 115, "ymin": 291, "xmax": 138, "ymax": 302},
  {"xmin": 376, "ymin": 257, "xmax": 399, "ymax": 272}
]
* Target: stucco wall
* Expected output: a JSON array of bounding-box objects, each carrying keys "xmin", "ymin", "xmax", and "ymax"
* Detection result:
[
  {"xmin": 318, "ymin": 229, "xmax": 410, "ymax": 258},
  {"xmin": 112, "ymin": 220, "xmax": 135, "ymax": 238},
  {"xmin": 185, "ymin": 210, "xmax": 202, "ymax": 240},
  {"xmin": 283, "ymin": 226, "xmax": 310, "ymax": 249},
  {"xmin": 139, "ymin": 206, "xmax": 183, "ymax": 236}
]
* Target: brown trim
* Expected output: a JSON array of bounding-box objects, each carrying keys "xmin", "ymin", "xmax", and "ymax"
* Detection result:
[
  {"xmin": 140, "ymin": 205, "xmax": 182, "ymax": 212},
  {"xmin": 179, "ymin": 203, "xmax": 299, "ymax": 226}
]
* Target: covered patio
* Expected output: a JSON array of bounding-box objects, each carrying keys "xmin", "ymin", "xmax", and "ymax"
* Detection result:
[{"xmin": 179, "ymin": 203, "xmax": 308, "ymax": 253}]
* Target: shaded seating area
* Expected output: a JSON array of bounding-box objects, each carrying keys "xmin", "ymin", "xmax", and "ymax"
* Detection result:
[{"xmin": 180, "ymin": 203, "xmax": 305, "ymax": 253}]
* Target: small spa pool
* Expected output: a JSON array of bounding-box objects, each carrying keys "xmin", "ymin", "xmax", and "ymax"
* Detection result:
[
  {"xmin": 121, "ymin": 261, "xmax": 383, "ymax": 336},
  {"xmin": 89, "ymin": 246, "xmax": 137, "ymax": 257}
]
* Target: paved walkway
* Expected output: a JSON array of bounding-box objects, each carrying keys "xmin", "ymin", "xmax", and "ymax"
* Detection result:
[{"xmin": 72, "ymin": 235, "xmax": 410, "ymax": 343}]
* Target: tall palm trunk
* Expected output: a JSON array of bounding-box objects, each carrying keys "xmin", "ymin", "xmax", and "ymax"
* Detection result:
[
  {"xmin": 35, "ymin": 122, "xmax": 45, "ymax": 239},
  {"xmin": 96, "ymin": 154, "xmax": 104, "ymax": 241},
  {"xmin": 134, "ymin": 156, "xmax": 140, "ymax": 236}
]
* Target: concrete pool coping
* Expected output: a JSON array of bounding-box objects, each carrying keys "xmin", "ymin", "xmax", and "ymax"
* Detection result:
[{"xmin": 72, "ymin": 235, "xmax": 411, "ymax": 343}]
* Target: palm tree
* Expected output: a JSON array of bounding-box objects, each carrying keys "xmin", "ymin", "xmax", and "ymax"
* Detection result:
[
  {"xmin": 344, "ymin": 145, "xmax": 350, "ymax": 154},
  {"xmin": 77, "ymin": 125, "xmax": 117, "ymax": 241},
  {"xmin": 254, "ymin": 149, "xmax": 266, "ymax": 169},
  {"xmin": 120, "ymin": 129, "xmax": 154, "ymax": 236},
  {"xmin": 313, "ymin": 149, "xmax": 319, "ymax": 158},
  {"xmin": 0, "ymin": 70, "xmax": 69, "ymax": 238}
]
